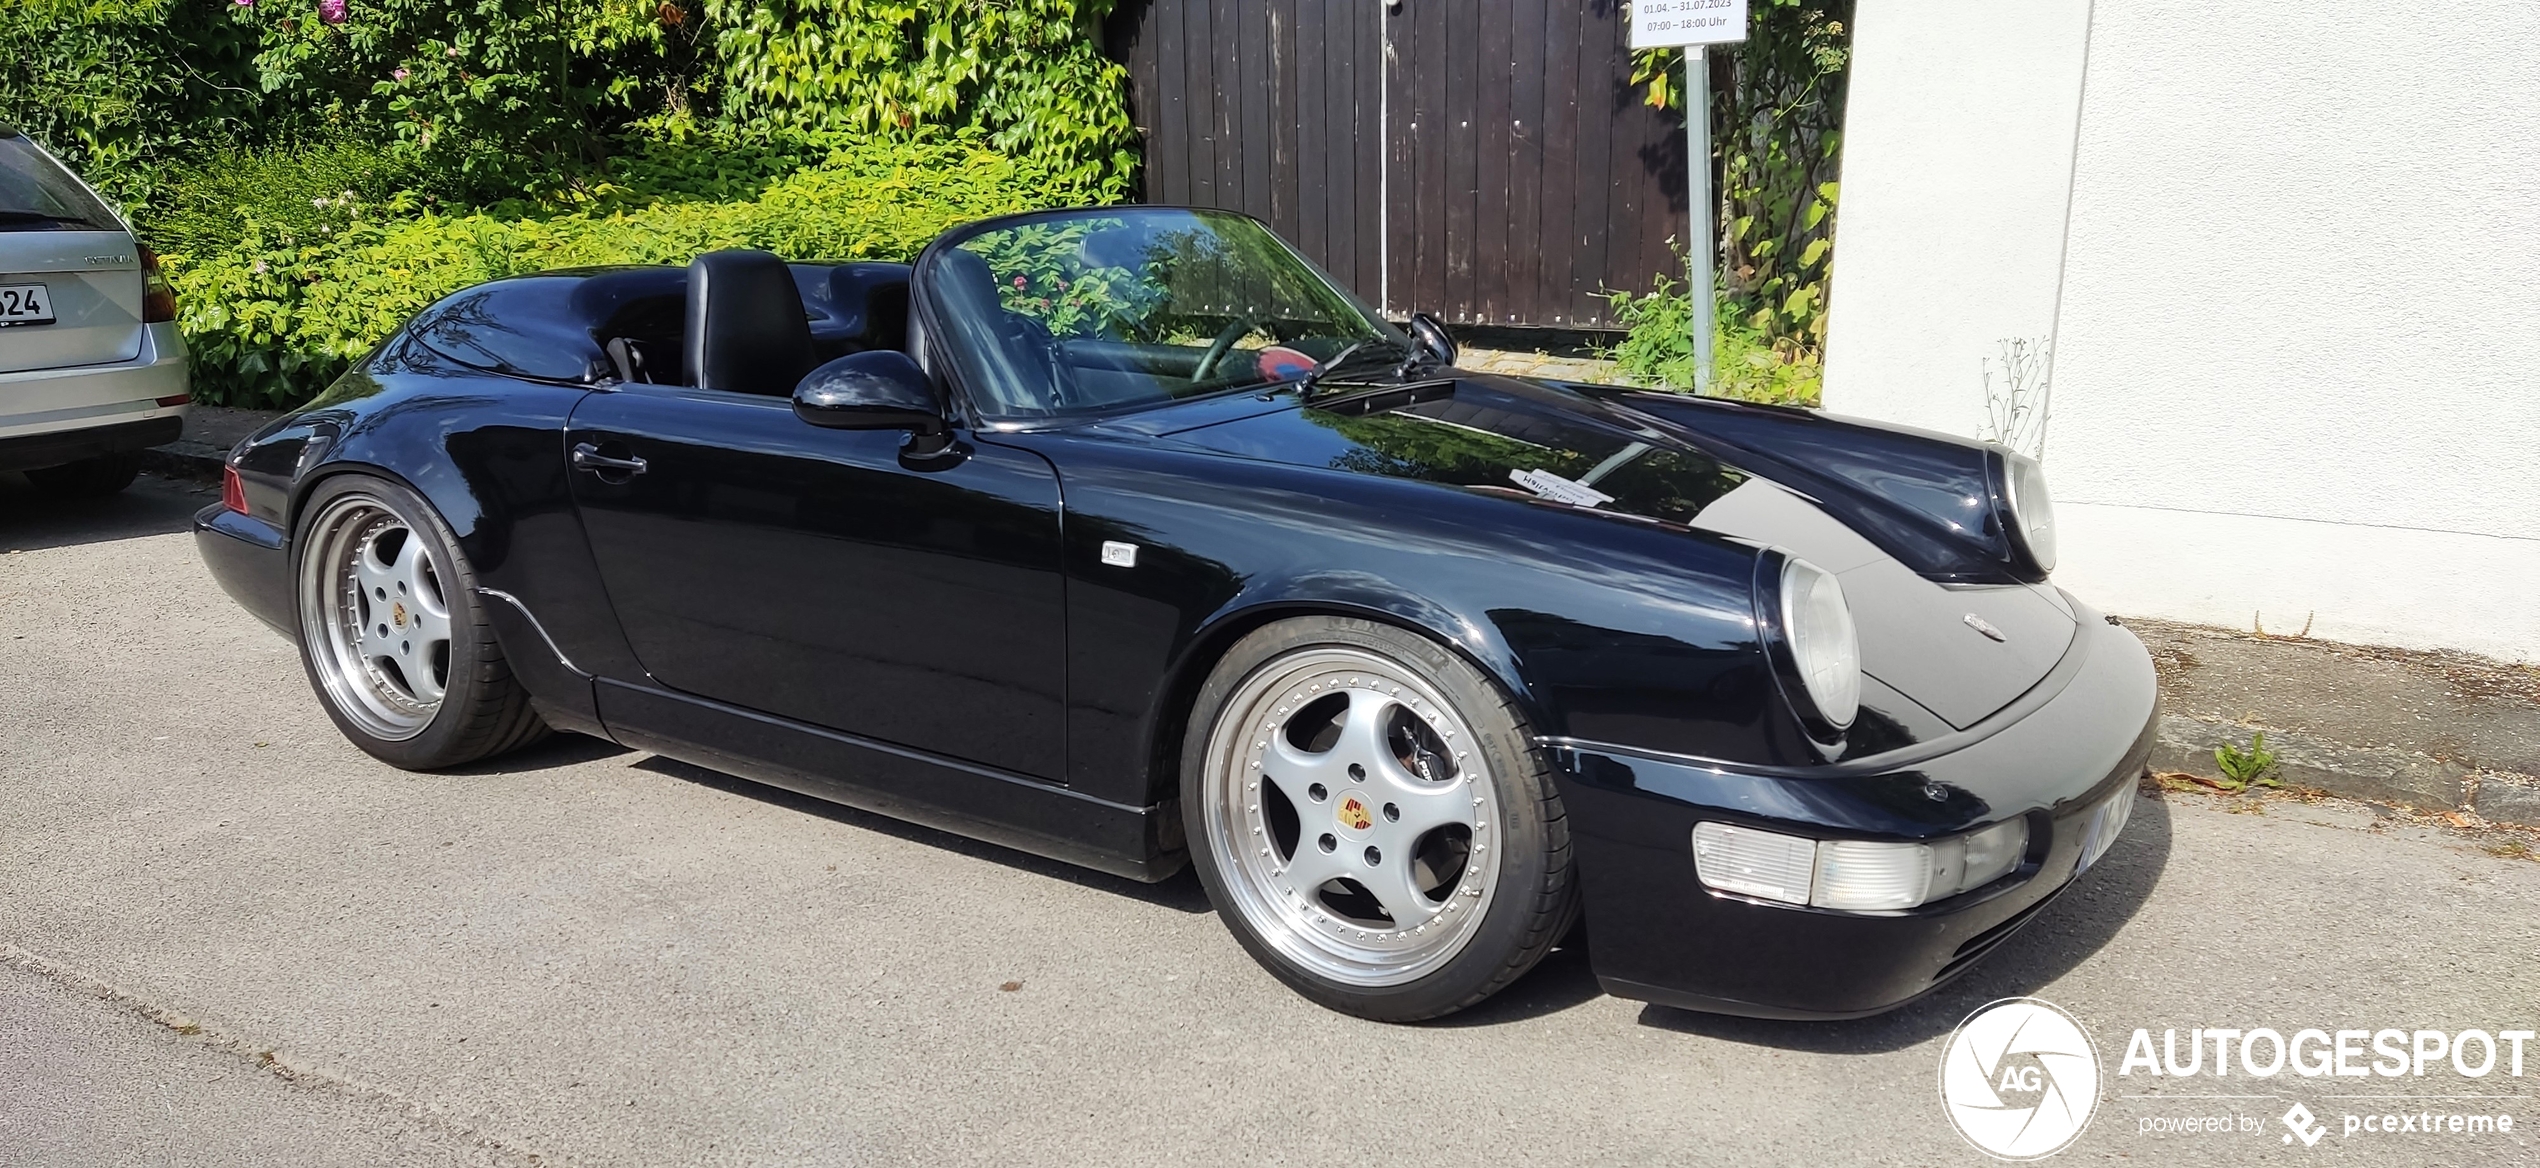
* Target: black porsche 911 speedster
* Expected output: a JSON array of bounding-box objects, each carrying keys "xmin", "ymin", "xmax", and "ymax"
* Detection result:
[{"xmin": 196, "ymin": 206, "xmax": 2157, "ymax": 1022}]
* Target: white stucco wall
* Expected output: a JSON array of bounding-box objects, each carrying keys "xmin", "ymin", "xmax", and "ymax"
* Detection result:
[
  {"xmin": 1820, "ymin": 0, "xmax": 2091, "ymax": 437},
  {"xmin": 1823, "ymin": 0, "xmax": 2540, "ymax": 662}
]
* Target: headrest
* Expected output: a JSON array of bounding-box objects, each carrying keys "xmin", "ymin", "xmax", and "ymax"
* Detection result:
[
  {"xmin": 932, "ymin": 248, "xmax": 1006, "ymax": 324},
  {"xmin": 795, "ymin": 262, "xmax": 912, "ymax": 350},
  {"xmin": 685, "ymin": 250, "xmax": 816, "ymax": 395}
]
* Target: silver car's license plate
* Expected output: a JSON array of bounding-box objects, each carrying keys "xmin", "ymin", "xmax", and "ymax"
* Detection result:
[{"xmin": 0, "ymin": 282, "xmax": 55, "ymax": 326}]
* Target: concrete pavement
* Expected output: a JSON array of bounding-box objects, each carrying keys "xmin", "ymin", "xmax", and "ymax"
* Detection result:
[{"xmin": 4, "ymin": 474, "xmax": 2536, "ymax": 1167}]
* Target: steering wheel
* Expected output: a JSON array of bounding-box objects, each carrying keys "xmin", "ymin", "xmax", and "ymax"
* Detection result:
[{"xmin": 1193, "ymin": 317, "xmax": 1263, "ymax": 381}]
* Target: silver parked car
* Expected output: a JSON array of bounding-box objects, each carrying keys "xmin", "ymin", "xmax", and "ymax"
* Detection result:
[{"xmin": 0, "ymin": 126, "xmax": 187, "ymax": 497}]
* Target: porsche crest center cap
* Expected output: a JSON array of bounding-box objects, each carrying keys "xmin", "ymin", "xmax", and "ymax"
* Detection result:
[{"xmin": 1337, "ymin": 796, "xmax": 1373, "ymax": 832}]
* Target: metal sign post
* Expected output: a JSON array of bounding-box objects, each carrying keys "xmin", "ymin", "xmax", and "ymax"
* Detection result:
[{"xmin": 1629, "ymin": 1, "xmax": 1748, "ymax": 395}]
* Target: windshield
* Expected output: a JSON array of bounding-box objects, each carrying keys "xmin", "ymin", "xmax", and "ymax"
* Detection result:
[
  {"xmin": 923, "ymin": 208, "xmax": 1404, "ymax": 418},
  {"xmin": 0, "ymin": 136, "xmax": 122, "ymax": 232}
]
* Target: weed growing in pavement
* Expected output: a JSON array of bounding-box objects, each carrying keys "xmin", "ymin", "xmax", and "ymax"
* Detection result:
[
  {"xmin": 2213, "ymin": 733, "xmax": 2283, "ymax": 792},
  {"xmin": 2485, "ymin": 839, "xmax": 2535, "ymax": 861}
]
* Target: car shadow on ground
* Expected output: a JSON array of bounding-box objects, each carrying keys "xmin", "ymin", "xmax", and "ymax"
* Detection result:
[
  {"xmin": 0, "ymin": 472, "xmax": 210, "ymax": 553},
  {"xmin": 455, "ymin": 736, "xmax": 1611, "ymax": 1020},
  {"xmin": 1629, "ymin": 791, "xmax": 2175, "ymax": 1052},
  {"xmin": 1419, "ymin": 931, "xmax": 1609, "ymax": 1026},
  {"xmin": 630, "ymin": 752, "xmax": 1219, "ymax": 915},
  {"xmin": 443, "ymin": 732, "xmax": 2169, "ymax": 1035},
  {"xmin": 438, "ymin": 730, "xmax": 639, "ymax": 775}
]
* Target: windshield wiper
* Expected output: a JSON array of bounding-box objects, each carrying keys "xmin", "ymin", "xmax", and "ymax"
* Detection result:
[{"xmin": 1299, "ymin": 335, "xmax": 1415, "ymax": 396}]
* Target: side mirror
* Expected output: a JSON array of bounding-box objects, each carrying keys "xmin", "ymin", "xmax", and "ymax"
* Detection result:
[
  {"xmin": 794, "ymin": 351, "xmax": 947, "ymax": 441},
  {"xmin": 1407, "ymin": 312, "xmax": 1458, "ymax": 368}
]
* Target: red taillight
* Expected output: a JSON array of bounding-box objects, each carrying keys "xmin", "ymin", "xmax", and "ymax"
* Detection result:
[
  {"xmin": 140, "ymin": 244, "xmax": 178, "ymax": 323},
  {"xmin": 221, "ymin": 464, "xmax": 248, "ymax": 514}
]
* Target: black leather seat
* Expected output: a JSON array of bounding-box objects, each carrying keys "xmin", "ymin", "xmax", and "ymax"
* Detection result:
[{"xmin": 685, "ymin": 250, "xmax": 817, "ymax": 396}]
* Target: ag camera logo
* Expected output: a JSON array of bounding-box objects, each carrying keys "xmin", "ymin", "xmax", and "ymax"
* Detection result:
[{"xmin": 1940, "ymin": 998, "xmax": 2102, "ymax": 1159}]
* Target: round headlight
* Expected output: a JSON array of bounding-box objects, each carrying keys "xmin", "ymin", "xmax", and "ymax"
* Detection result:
[
  {"xmin": 1778, "ymin": 556, "xmax": 1860, "ymax": 731},
  {"xmin": 2002, "ymin": 452, "xmax": 2058, "ymax": 573}
]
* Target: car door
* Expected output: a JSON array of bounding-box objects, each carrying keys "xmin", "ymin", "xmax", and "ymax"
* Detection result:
[{"xmin": 563, "ymin": 383, "xmax": 1069, "ymax": 781}]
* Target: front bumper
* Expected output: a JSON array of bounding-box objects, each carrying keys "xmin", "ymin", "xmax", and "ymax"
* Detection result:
[{"xmin": 1553, "ymin": 607, "xmax": 2161, "ymax": 1019}]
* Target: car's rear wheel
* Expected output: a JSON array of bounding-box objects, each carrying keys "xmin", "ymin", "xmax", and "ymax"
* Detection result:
[
  {"xmin": 26, "ymin": 452, "xmax": 140, "ymax": 498},
  {"xmin": 1183, "ymin": 616, "xmax": 1578, "ymax": 1021},
  {"xmin": 292, "ymin": 474, "xmax": 546, "ymax": 769}
]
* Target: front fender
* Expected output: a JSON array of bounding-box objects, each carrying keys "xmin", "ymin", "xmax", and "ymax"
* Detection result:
[{"xmin": 1018, "ymin": 431, "xmax": 1803, "ymax": 810}]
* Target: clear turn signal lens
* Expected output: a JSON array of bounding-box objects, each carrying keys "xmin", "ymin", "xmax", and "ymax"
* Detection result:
[
  {"xmin": 1933, "ymin": 818, "xmax": 2028, "ymax": 898},
  {"xmin": 1691, "ymin": 821, "xmax": 1816, "ymax": 905},
  {"xmin": 1812, "ymin": 840, "xmax": 1932, "ymax": 910},
  {"xmin": 1692, "ymin": 818, "xmax": 2031, "ymax": 912}
]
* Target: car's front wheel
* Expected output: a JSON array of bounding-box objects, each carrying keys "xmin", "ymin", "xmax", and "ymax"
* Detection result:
[
  {"xmin": 292, "ymin": 473, "xmax": 547, "ymax": 769},
  {"xmin": 1182, "ymin": 616, "xmax": 1578, "ymax": 1021}
]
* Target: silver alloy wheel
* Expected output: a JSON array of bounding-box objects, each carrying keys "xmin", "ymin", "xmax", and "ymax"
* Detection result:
[
  {"xmin": 298, "ymin": 493, "xmax": 454, "ymax": 741},
  {"xmin": 1200, "ymin": 647, "xmax": 1502, "ymax": 987}
]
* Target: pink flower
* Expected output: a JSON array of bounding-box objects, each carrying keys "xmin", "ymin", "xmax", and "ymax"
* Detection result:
[
  {"xmin": 233, "ymin": 0, "xmax": 254, "ymax": 7},
  {"xmin": 1011, "ymin": 275, "xmax": 1028, "ymax": 289},
  {"xmin": 318, "ymin": 0, "xmax": 346, "ymax": 22},
  {"xmin": 391, "ymin": 67, "xmax": 409, "ymax": 81}
]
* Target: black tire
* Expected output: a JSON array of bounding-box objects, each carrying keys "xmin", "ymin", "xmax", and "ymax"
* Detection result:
[
  {"xmin": 26, "ymin": 452, "xmax": 141, "ymax": 498},
  {"xmin": 291, "ymin": 473, "xmax": 548, "ymax": 769},
  {"xmin": 1181, "ymin": 616, "xmax": 1578, "ymax": 1021}
]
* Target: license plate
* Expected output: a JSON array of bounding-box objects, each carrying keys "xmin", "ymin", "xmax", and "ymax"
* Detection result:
[
  {"xmin": 2075, "ymin": 788, "xmax": 2134, "ymax": 874},
  {"xmin": 0, "ymin": 282, "xmax": 55, "ymax": 327}
]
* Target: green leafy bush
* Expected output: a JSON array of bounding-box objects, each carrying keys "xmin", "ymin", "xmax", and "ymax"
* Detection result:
[
  {"xmin": 1601, "ymin": 267, "xmax": 1822, "ymax": 407},
  {"xmin": 233, "ymin": 0, "xmax": 713, "ymax": 200},
  {"xmin": 145, "ymin": 136, "xmax": 431, "ymax": 257},
  {"xmin": 0, "ymin": 0, "xmax": 264, "ymax": 206},
  {"xmin": 705, "ymin": 0, "xmax": 1137, "ymax": 198},
  {"xmin": 170, "ymin": 133, "xmax": 1100, "ymax": 408}
]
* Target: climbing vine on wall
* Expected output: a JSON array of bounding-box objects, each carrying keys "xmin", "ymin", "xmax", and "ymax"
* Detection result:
[{"xmin": 703, "ymin": 0, "xmax": 1138, "ymax": 199}]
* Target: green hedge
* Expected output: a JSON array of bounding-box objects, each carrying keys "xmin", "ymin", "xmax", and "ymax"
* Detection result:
[
  {"xmin": 1602, "ymin": 269, "xmax": 1822, "ymax": 407},
  {"xmin": 171, "ymin": 133, "xmax": 1098, "ymax": 408},
  {"xmin": 0, "ymin": 0, "xmax": 262, "ymax": 206}
]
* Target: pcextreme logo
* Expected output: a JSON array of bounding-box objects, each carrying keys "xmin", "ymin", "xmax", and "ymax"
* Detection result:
[{"xmin": 1939, "ymin": 998, "xmax": 2102, "ymax": 1160}]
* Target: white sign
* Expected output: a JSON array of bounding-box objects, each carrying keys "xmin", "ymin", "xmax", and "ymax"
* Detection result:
[{"xmin": 1628, "ymin": 0, "xmax": 1749, "ymax": 50}]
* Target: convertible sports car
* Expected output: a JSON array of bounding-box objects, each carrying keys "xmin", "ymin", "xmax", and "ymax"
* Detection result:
[{"xmin": 196, "ymin": 206, "xmax": 2158, "ymax": 1022}]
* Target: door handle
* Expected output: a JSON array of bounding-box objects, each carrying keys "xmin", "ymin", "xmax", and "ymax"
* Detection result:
[{"xmin": 571, "ymin": 442, "xmax": 648, "ymax": 476}]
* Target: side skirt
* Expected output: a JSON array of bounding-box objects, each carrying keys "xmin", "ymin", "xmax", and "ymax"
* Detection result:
[{"xmin": 595, "ymin": 678, "xmax": 1187, "ymax": 883}]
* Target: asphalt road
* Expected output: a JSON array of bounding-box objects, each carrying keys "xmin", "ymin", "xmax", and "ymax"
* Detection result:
[{"xmin": 5, "ymin": 474, "xmax": 2537, "ymax": 1167}]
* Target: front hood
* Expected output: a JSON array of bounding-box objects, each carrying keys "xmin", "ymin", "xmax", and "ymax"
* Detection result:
[{"xmin": 1160, "ymin": 374, "xmax": 2074, "ymax": 729}]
